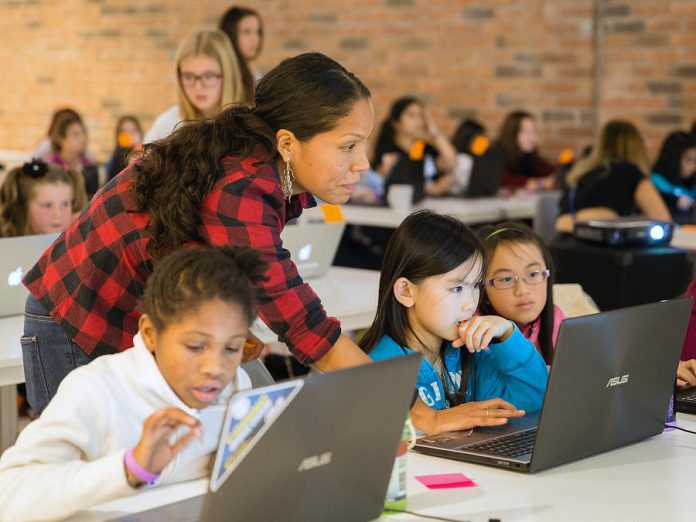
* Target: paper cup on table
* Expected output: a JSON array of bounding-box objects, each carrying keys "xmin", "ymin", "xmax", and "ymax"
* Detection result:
[{"xmin": 387, "ymin": 184, "xmax": 414, "ymax": 211}]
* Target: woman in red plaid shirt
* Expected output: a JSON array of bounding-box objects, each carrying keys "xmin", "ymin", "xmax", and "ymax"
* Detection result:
[{"xmin": 22, "ymin": 52, "xmax": 376, "ymax": 414}]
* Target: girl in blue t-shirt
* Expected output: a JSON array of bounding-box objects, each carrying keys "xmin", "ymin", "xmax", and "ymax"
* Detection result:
[{"xmin": 359, "ymin": 210, "xmax": 548, "ymax": 435}]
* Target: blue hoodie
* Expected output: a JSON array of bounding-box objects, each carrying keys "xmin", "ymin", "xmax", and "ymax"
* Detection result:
[{"xmin": 368, "ymin": 324, "xmax": 548, "ymax": 411}]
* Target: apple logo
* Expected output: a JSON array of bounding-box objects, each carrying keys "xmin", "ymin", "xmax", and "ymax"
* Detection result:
[
  {"xmin": 7, "ymin": 266, "xmax": 24, "ymax": 287},
  {"xmin": 298, "ymin": 243, "xmax": 312, "ymax": 261}
]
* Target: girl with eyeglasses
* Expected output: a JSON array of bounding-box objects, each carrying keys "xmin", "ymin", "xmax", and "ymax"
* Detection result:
[
  {"xmin": 359, "ymin": 211, "xmax": 548, "ymax": 436},
  {"xmin": 478, "ymin": 222, "xmax": 566, "ymax": 365},
  {"xmin": 144, "ymin": 30, "xmax": 250, "ymax": 144},
  {"xmin": 0, "ymin": 159, "xmax": 86, "ymax": 237}
]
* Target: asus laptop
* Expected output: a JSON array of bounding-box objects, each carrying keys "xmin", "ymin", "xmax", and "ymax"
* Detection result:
[
  {"xmin": 0, "ymin": 233, "xmax": 58, "ymax": 317},
  {"xmin": 414, "ymin": 298, "xmax": 691, "ymax": 473},
  {"xmin": 281, "ymin": 222, "xmax": 345, "ymax": 279},
  {"xmin": 111, "ymin": 353, "xmax": 421, "ymax": 522}
]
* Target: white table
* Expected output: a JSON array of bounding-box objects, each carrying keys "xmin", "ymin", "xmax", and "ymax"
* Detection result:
[
  {"xmin": 0, "ymin": 267, "xmax": 379, "ymax": 452},
  {"xmin": 670, "ymin": 226, "xmax": 696, "ymax": 250},
  {"xmin": 340, "ymin": 194, "xmax": 544, "ymax": 229},
  {"xmin": 72, "ymin": 414, "xmax": 696, "ymax": 522}
]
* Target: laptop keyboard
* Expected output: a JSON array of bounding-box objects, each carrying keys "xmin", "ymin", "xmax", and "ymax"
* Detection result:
[
  {"xmin": 464, "ymin": 429, "xmax": 537, "ymax": 458},
  {"xmin": 680, "ymin": 388, "xmax": 696, "ymax": 402}
]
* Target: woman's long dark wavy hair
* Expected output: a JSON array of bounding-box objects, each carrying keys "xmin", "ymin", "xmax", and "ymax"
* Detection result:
[
  {"xmin": 477, "ymin": 222, "xmax": 556, "ymax": 364},
  {"xmin": 359, "ymin": 210, "xmax": 485, "ymax": 354},
  {"xmin": 132, "ymin": 52, "xmax": 370, "ymax": 258}
]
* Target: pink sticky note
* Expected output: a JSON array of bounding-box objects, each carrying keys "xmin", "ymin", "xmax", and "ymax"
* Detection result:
[{"xmin": 415, "ymin": 473, "xmax": 476, "ymax": 489}]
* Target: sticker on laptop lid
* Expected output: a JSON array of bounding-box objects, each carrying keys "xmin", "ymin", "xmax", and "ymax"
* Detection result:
[{"xmin": 210, "ymin": 379, "xmax": 304, "ymax": 492}]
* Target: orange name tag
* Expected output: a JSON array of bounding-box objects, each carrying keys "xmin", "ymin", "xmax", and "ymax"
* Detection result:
[{"xmin": 320, "ymin": 204, "xmax": 344, "ymax": 222}]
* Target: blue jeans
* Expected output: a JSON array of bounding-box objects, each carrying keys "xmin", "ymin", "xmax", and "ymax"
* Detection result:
[{"xmin": 21, "ymin": 294, "xmax": 93, "ymax": 414}]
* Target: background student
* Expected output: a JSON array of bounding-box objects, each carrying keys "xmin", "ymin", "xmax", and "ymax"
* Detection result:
[
  {"xmin": 22, "ymin": 52, "xmax": 375, "ymax": 416},
  {"xmin": 144, "ymin": 29, "xmax": 249, "ymax": 143},
  {"xmin": 0, "ymin": 159, "xmax": 86, "ymax": 237},
  {"xmin": 359, "ymin": 210, "xmax": 548, "ymax": 436},
  {"xmin": 651, "ymin": 130, "xmax": 696, "ymax": 224},
  {"xmin": 0, "ymin": 246, "xmax": 261, "ymax": 521},
  {"xmin": 45, "ymin": 109, "xmax": 100, "ymax": 198},
  {"xmin": 372, "ymin": 96, "xmax": 458, "ymax": 200},
  {"xmin": 219, "ymin": 5, "xmax": 265, "ymax": 93},
  {"xmin": 494, "ymin": 110, "xmax": 554, "ymax": 190},
  {"xmin": 105, "ymin": 115, "xmax": 144, "ymax": 182},
  {"xmin": 478, "ymin": 222, "xmax": 565, "ymax": 365},
  {"xmin": 556, "ymin": 119, "xmax": 671, "ymax": 232}
]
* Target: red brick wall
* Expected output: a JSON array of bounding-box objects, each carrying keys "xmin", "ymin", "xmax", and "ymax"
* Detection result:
[{"xmin": 0, "ymin": 0, "xmax": 694, "ymax": 164}]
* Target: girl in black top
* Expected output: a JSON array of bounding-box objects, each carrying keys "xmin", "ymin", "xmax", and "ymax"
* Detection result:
[{"xmin": 556, "ymin": 120, "xmax": 670, "ymax": 232}]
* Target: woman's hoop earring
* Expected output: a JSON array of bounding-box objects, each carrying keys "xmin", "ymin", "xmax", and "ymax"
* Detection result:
[{"xmin": 283, "ymin": 156, "xmax": 295, "ymax": 201}]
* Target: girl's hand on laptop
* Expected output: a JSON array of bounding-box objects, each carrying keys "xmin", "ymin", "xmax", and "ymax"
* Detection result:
[
  {"xmin": 412, "ymin": 398, "xmax": 525, "ymax": 435},
  {"xmin": 677, "ymin": 359, "xmax": 696, "ymax": 387},
  {"xmin": 132, "ymin": 408, "xmax": 203, "ymax": 475},
  {"xmin": 453, "ymin": 316, "xmax": 514, "ymax": 352}
]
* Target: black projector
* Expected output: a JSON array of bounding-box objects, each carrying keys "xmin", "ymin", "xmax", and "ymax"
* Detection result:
[{"xmin": 574, "ymin": 219, "xmax": 674, "ymax": 246}]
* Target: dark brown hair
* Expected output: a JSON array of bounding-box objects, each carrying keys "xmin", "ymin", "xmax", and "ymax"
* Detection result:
[
  {"xmin": 477, "ymin": 221, "xmax": 556, "ymax": 364},
  {"xmin": 49, "ymin": 110, "xmax": 85, "ymax": 153},
  {"xmin": 219, "ymin": 6, "xmax": 264, "ymax": 100},
  {"xmin": 140, "ymin": 245, "xmax": 268, "ymax": 331},
  {"xmin": 359, "ymin": 210, "xmax": 485, "ymax": 353},
  {"xmin": 132, "ymin": 52, "xmax": 371, "ymax": 258}
]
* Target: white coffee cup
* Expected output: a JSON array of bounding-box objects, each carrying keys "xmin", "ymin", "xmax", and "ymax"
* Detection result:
[{"xmin": 387, "ymin": 184, "xmax": 414, "ymax": 211}]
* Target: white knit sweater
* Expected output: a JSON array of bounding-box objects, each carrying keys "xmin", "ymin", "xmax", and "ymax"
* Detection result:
[{"xmin": 0, "ymin": 333, "xmax": 250, "ymax": 521}]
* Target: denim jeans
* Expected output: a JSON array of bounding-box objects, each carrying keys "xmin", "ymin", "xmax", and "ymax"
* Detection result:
[{"xmin": 21, "ymin": 294, "xmax": 93, "ymax": 414}]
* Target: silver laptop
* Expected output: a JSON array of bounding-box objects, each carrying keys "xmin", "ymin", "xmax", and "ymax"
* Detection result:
[
  {"xmin": 112, "ymin": 353, "xmax": 421, "ymax": 522},
  {"xmin": 0, "ymin": 233, "xmax": 58, "ymax": 317},
  {"xmin": 281, "ymin": 222, "xmax": 345, "ymax": 279},
  {"xmin": 414, "ymin": 298, "xmax": 692, "ymax": 473}
]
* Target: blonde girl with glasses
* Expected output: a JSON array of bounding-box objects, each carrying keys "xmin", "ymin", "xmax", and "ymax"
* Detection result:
[
  {"xmin": 145, "ymin": 30, "xmax": 250, "ymax": 143},
  {"xmin": 478, "ymin": 222, "xmax": 566, "ymax": 365}
]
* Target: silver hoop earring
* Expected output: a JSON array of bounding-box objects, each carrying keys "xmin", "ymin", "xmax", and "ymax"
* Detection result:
[{"xmin": 283, "ymin": 156, "xmax": 295, "ymax": 201}]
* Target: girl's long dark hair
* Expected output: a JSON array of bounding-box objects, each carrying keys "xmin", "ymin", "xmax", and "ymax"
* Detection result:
[
  {"xmin": 372, "ymin": 96, "xmax": 422, "ymax": 170},
  {"xmin": 359, "ymin": 210, "xmax": 485, "ymax": 354},
  {"xmin": 478, "ymin": 222, "xmax": 556, "ymax": 364},
  {"xmin": 219, "ymin": 6, "xmax": 264, "ymax": 102},
  {"xmin": 132, "ymin": 52, "xmax": 370, "ymax": 258},
  {"xmin": 652, "ymin": 131, "xmax": 696, "ymax": 186},
  {"xmin": 496, "ymin": 110, "xmax": 540, "ymax": 175}
]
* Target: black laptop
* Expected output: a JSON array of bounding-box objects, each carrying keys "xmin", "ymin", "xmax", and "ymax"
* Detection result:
[
  {"xmin": 414, "ymin": 298, "xmax": 692, "ymax": 473},
  {"xmin": 110, "ymin": 354, "xmax": 421, "ymax": 522},
  {"xmin": 676, "ymin": 385, "xmax": 696, "ymax": 414},
  {"xmin": 463, "ymin": 143, "xmax": 505, "ymax": 198}
]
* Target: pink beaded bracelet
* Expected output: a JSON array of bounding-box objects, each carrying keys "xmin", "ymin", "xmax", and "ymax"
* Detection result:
[{"xmin": 124, "ymin": 449, "xmax": 161, "ymax": 485}]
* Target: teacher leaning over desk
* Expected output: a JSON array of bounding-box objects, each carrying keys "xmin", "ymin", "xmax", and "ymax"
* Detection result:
[{"xmin": 21, "ymin": 52, "xmax": 377, "ymax": 415}]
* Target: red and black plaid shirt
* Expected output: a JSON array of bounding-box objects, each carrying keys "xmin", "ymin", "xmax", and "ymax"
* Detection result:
[{"xmin": 24, "ymin": 151, "xmax": 341, "ymax": 364}]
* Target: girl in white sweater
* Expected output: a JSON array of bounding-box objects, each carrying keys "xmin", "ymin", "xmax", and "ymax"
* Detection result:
[{"xmin": 0, "ymin": 245, "xmax": 267, "ymax": 521}]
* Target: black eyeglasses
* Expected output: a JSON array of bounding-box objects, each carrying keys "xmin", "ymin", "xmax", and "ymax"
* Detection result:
[
  {"xmin": 485, "ymin": 269, "xmax": 550, "ymax": 290},
  {"xmin": 179, "ymin": 72, "xmax": 222, "ymax": 88}
]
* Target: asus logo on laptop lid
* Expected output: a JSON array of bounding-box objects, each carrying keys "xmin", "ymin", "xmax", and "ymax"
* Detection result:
[
  {"xmin": 606, "ymin": 374, "xmax": 629, "ymax": 387},
  {"xmin": 297, "ymin": 452, "xmax": 332, "ymax": 472}
]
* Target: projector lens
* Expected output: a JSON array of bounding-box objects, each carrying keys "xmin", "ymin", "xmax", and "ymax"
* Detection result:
[{"xmin": 649, "ymin": 225, "xmax": 665, "ymax": 241}]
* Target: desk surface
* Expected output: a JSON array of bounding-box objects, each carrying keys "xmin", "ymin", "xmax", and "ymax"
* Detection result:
[
  {"xmin": 73, "ymin": 413, "xmax": 696, "ymax": 522},
  {"xmin": 341, "ymin": 194, "xmax": 543, "ymax": 228},
  {"xmin": 0, "ymin": 267, "xmax": 379, "ymax": 387}
]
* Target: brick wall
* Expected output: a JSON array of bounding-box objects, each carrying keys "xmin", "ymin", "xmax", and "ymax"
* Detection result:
[{"xmin": 0, "ymin": 0, "xmax": 694, "ymax": 165}]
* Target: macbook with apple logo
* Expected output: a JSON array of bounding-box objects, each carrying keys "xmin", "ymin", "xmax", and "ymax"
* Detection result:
[
  {"xmin": 0, "ymin": 233, "xmax": 58, "ymax": 317},
  {"xmin": 280, "ymin": 222, "xmax": 345, "ymax": 280}
]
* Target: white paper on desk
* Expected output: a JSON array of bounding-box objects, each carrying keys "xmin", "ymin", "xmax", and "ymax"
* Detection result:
[{"xmin": 209, "ymin": 379, "xmax": 304, "ymax": 492}]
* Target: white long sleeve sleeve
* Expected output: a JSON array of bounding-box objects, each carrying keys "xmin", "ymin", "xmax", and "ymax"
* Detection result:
[{"xmin": 0, "ymin": 374, "xmax": 135, "ymax": 521}]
